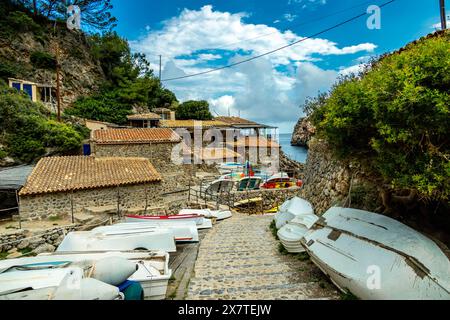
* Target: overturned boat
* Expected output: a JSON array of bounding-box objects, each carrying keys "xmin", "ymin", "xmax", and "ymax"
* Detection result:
[
  {"xmin": 277, "ymin": 216, "xmax": 314, "ymax": 253},
  {"xmin": 0, "ymin": 256, "xmax": 137, "ymax": 300},
  {"xmin": 301, "ymin": 207, "xmax": 450, "ymax": 300},
  {"xmin": 93, "ymin": 222, "xmax": 199, "ymax": 242},
  {"xmin": 179, "ymin": 208, "xmax": 232, "ymax": 221},
  {"xmin": 274, "ymin": 197, "xmax": 315, "ymax": 229},
  {"xmin": 125, "ymin": 213, "xmax": 205, "ymax": 226},
  {"xmin": 57, "ymin": 228, "xmax": 177, "ymax": 253}
]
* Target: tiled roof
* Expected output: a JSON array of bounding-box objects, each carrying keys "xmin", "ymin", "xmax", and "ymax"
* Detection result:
[
  {"xmin": 19, "ymin": 156, "xmax": 161, "ymax": 196},
  {"xmin": 227, "ymin": 136, "xmax": 280, "ymax": 148},
  {"xmin": 127, "ymin": 113, "xmax": 161, "ymax": 120},
  {"xmin": 215, "ymin": 116, "xmax": 259, "ymax": 125},
  {"xmin": 93, "ymin": 128, "xmax": 181, "ymax": 144},
  {"xmin": 195, "ymin": 148, "xmax": 242, "ymax": 161},
  {"xmin": 159, "ymin": 120, "xmax": 230, "ymax": 129}
]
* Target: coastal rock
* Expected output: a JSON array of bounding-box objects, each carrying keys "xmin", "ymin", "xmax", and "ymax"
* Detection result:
[{"xmin": 291, "ymin": 117, "xmax": 315, "ymax": 147}]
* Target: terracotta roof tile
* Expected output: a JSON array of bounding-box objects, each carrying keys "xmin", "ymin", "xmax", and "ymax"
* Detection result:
[
  {"xmin": 19, "ymin": 156, "xmax": 161, "ymax": 196},
  {"xmin": 93, "ymin": 128, "xmax": 181, "ymax": 144},
  {"xmin": 159, "ymin": 120, "xmax": 230, "ymax": 128},
  {"xmin": 196, "ymin": 148, "xmax": 242, "ymax": 161},
  {"xmin": 127, "ymin": 113, "xmax": 161, "ymax": 120},
  {"xmin": 215, "ymin": 116, "xmax": 259, "ymax": 125}
]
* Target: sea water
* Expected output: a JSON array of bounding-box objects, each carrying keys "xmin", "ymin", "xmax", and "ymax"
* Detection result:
[{"xmin": 278, "ymin": 133, "xmax": 308, "ymax": 163}]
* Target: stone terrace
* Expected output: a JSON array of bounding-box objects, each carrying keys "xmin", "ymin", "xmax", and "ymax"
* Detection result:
[{"xmin": 187, "ymin": 213, "xmax": 339, "ymax": 300}]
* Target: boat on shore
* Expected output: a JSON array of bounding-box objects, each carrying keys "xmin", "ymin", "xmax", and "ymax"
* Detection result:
[
  {"xmin": 57, "ymin": 229, "xmax": 177, "ymax": 253},
  {"xmin": 301, "ymin": 207, "xmax": 450, "ymax": 300},
  {"xmin": 125, "ymin": 213, "xmax": 205, "ymax": 226},
  {"xmin": 261, "ymin": 172, "xmax": 303, "ymax": 190},
  {"xmin": 124, "ymin": 214, "xmax": 211, "ymax": 229},
  {"xmin": 179, "ymin": 208, "xmax": 232, "ymax": 221},
  {"xmin": 274, "ymin": 197, "xmax": 315, "ymax": 229},
  {"xmin": 93, "ymin": 222, "xmax": 199, "ymax": 242}
]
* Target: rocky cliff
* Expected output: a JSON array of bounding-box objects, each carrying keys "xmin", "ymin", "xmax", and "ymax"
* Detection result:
[
  {"xmin": 290, "ymin": 117, "xmax": 315, "ymax": 147},
  {"xmin": 0, "ymin": 24, "xmax": 104, "ymax": 109}
]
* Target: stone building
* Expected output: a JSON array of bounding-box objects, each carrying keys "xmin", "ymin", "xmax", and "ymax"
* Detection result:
[{"xmin": 18, "ymin": 156, "xmax": 163, "ymax": 220}]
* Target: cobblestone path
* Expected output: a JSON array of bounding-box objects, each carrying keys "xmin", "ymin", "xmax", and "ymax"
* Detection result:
[{"xmin": 187, "ymin": 213, "xmax": 340, "ymax": 300}]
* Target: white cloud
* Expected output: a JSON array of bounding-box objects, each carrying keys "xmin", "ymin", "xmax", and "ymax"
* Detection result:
[
  {"xmin": 197, "ymin": 53, "xmax": 222, "ymax": 61},
  {"xmin": 131, "ymin": 5, "xmax": 377, "ymax": 133}
]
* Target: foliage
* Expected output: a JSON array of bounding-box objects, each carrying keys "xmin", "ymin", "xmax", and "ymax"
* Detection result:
[
  {"xmin": 0, "ymin": 82, "xmax": 85, "ymax": 163},
  {"xmin": 176, "ymin": 100, "xmax": 213, "ymax": 120},
  {"xmin": 30, "ymin": 51, "xmax": 56, "ymax": 70},
  {"xmin": 309, "ymin": 31, "xmax": 450, "ymax": 202},
  {"xmin": 65, "ymin": 32, "xmax": 178, "ymax": 124},
  {"xmin": 14, "ymin": 0, "xmax": 117, "ymax": 33}
]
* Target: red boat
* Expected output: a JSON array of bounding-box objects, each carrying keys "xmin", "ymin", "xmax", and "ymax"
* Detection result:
[{"xmin": 125, "ymin": 213, "xmax": 204, "ymax": 225}]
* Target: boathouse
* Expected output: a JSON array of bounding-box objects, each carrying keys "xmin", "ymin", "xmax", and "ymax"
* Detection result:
[{"xmin": 18, "ymin": 156, "xmax": 162, "ymax": 220}]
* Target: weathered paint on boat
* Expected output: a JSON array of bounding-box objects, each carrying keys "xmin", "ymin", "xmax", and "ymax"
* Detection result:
[
  {"xmin": 125, "ymin": 213, "xmax": 204, "ymax": 226},
  {"xmin": 94, "ymin": 222, "xmax": 199, "ymax": 242},
  {"xmin": 57, "ymin": 229, "xmax": 177, "ymax": 253},
  {"xmin": 179, "ymin": 208, "xmax": 232, "ymax": 221},
  {"xmin": 274, "ymin": 197, "xmax": 314, "ymax": 229},
  {"xmin": 301, "ymin": 207, "xmax": 450, "ymax": 300},
  {"xmin": 277, "ymin": 223, "xmax": 308, "ymax": 253}
]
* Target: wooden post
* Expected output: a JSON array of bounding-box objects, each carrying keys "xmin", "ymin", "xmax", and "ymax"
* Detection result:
[
  {"xmin": 70, "ymin": 190, "xmax": 74, "ymax": 224},
  {"xmin": 15, "ymin": 190, "xmax": 21, "ymax": 229}
]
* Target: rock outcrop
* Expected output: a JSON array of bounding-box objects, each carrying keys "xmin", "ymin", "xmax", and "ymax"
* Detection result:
[
  {"xmin": 291, "ymin": 117, "xmax": 315, "ymax": 147},
  {"xmin": 0, "ymin": 27, "xmax": 105, "ymax": 110}
]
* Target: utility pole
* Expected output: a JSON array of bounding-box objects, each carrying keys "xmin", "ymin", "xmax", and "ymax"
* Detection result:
[
  {"xmin": 440, "ymin": 0, "xmax": 447, "ymax": 30},
  {"xmin": 159, "ymin": 55, "xmax": 162, "ymax": 81},
  {"xmin": 55, "ymin": 42, "xmax": 61, "ymax": 122}
]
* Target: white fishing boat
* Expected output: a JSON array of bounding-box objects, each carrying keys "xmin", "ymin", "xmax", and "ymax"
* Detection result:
[
  {"xmin": 179, "ymin": 208, "xmax": 232, "ymax": 221},
  {"xmin": 125, "ymin": 213, "xmax": 205, "ymax": 226},
  {"xmin": 42, "ymin": 251, "xmax": 171, "ymax": 300},
  {"xmin": 0, "ymin": 250, "xmax": 171, "ymax": 300},
  {"xmin": 274, "ymin": 197, "xmax": 315, "ymax": 229},
  {"xmin": 57, "ymin": 228, "xmax": 177, "ymax": 253},
  {"xmin": 0, "ymin": 277, "xmax": 122, "ymax": 300},
  {"xmin": 277, "ymin": 216, "xmax": 314, "ymax": 253},
  {"xmin": 301, "ymin": 207, "xmax": 450, "ymax": 300},
  {"xmin": 205, "ymin": 179, "xmax": 234, "ymax": 195},
  {"xmin": 0, "ymin": 257, "xmax": 133, "ymax": 300},
  {"xmin": 93, "ymin": 222, "xmax": 199, "ymax": 242},
  {"xmin": 124, "ymin": 215, "xmax": 211, "ymax": 230}
]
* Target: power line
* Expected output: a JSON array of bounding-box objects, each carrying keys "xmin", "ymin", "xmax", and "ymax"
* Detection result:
[
  {"xmin": 161, "ymin": 0, "xmax": 396, "ymax": 82},
  {"xmin": 204, "ymin": 0, "xmax": 377, "ymax": 52},
  {"xmin": 148, "ymin": 0, "xmax": 377, "ymax": 65}
]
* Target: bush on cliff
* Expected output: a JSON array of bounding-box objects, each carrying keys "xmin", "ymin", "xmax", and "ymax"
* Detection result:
[
  {"xmin": 0, "ymin": 81, "xmax": 87, "ymax": 163},
  {"xmin": 309, "ymin": 31, "xmax": 450, "ymax": 202}
]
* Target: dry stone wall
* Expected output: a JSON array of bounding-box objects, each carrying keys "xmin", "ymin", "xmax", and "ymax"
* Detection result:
[{"xmin": 19, "ymin": 182, "xmax": 163, "ymax": 220}]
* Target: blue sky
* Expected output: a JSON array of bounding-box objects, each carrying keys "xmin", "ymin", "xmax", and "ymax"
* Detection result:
[{"xmin": 109, "ymin": 0, "xmax": 447, "ymax": 133}]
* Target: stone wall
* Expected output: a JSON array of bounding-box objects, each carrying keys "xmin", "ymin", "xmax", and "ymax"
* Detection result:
[
  {"xmin": 19, "ymin": 182, "xmax": 163, "ymax": 220},
  {"xmin": 0, "ymin": 224, "xmax": 79, "ymax": 257},
  {"xmin": 298, "ymin": 138, "xmax": 381, "ymax": 215},
  {"xmin": 214, "ymin": 187, "xmax": 304, "ymax": 213}
]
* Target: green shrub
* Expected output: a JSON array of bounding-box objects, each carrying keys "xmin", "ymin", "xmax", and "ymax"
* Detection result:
[
  {"xmin": 30, "ymin": 51, "xmax": 56, "ymax": 70},
  {"xmin": 0, "ymin": 82, "xmax": 85, "ymax": 163},
  {"xmin": 311, "ymin": 31, "xmax": 450, "ymax": 202}
]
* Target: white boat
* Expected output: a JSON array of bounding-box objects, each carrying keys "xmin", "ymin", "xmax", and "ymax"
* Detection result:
[
  {"xmin": 205, "ymin": 179, "xmax": 234, "ymax": 195},
  {"xmin": 301, "ymin": 207, "xmax": 450, "ymax": 300},
  {"xmin": 42, "ymin": 250, "xmax": 171, "ymax": 300},
  {"xmin": 124, "ymin": 215, "xmax": 211, "ymax": 230},
  {"xmin": 277, "ymin": 216, "xmax": 313, "ymax": 253},
  {"xmin": 274, "ymin": 197, "xmax": 315, "ymax": 229},
  {"xmin": 125, "ymin": 213, "xmax": 205, "ymax": 226},
  {"xmin": 57, "ymin": 229, "xmax": 177, "ymax": 253},
  {"xmin": 179, "ymin": 208, "xmax": 232, "ymax": 221},
  {"xmin": 0, "ymin": 277, "xmax": 122, "ymax": 300},
  {"xmin": 0, "ymin": 260, "xmax": 128, "ymax": 301},
  {"xmin": 93, "ymin": 222, "xmax": 199, "ymax": 242}
]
